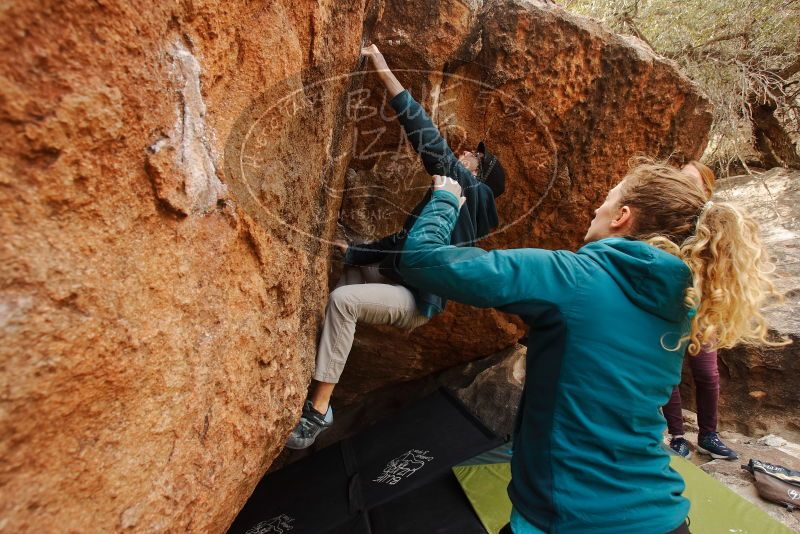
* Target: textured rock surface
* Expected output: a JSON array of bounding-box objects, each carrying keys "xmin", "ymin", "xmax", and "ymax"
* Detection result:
[
  {"xmin": 0, "ymin": 0, "xmax": 711, "ymax": 532},
  {"xmin": 334, "ymin": 0, "xmax": 711, "ymax": 403},
  {"xmin": 447, "ymin": 344, "xmax": 526, "ymax": 439},
  {"xmin": 679, "ymin": 168, "xmax": 800, "ymax": 442},
  {"xmin": 0, "ymin": 0, "xmax": 366, "ymax": 531}
]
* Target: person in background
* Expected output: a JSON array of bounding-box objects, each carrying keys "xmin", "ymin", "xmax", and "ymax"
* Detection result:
[
  {"xmin": 285, "ymin": 44, "xmax": 506, "ymax": 449},
  {"xmin": 664, "ymin": 160, "xmax": 738, "ymax": 460},
  {"xmin": 398, "ymin": 161, "xmax": 782, "ymax": 533}
]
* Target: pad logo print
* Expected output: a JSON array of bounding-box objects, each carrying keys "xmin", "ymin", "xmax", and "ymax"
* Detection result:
[
  {"xmin": 789, "ymin": 489, "xmax": 800, "ymax": 501},
  {"xmin": 244, "ymin": 514, "xmax": 295, "ymax": 534},
  {"xmin": 373, "ymin": 449, "xmax": 434, "ymax": 485}
]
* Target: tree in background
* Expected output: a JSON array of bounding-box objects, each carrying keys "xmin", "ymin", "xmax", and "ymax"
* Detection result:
[{"xmin": 563, "ymin": 0, "xmax": 800, "ymax": 174}]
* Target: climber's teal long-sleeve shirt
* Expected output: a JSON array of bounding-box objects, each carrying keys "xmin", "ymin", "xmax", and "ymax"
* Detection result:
[{"xmin": 399, "ymin": 190, "xmax": 692, "ymax": 534}]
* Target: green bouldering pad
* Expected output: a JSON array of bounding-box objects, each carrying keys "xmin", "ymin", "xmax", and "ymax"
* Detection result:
[
  {"xmin": 453, "ymin": 455, "xmax": 794, "ymax": 534},
  {"xmin": 453, "ymin": 462, "xmax": 512, "ymax": 534},
  {"xmin": 670, "ymin": 456, "xmax": 794, "ymax": 534}
]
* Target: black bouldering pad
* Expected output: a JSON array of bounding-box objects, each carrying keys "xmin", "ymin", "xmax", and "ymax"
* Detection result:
[
  {"xmin": 228, "ymin": 389, "xmax": 501, "ymax": 534},
  {"xmin": 368, "ymin": 472, "xmax": 487, "ymax": 534}
]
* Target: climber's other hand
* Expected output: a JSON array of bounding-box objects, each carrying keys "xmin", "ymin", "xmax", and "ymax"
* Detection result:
[
  {"xmin": 360, "ymin": 43, "xmax": 403, "ymax": 97},
  {"xmin": 333, "ymin": 239, "xmax": 349, "ymax": 254}
]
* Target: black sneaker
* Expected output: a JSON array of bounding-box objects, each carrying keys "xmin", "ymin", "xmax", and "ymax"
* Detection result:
[
  {"xmin": 697, "ymin": 432, "xmax": 739, "ymax": 460},
  {"xmin": 669, "ymin": 437, "xmax": 692, "ymax": 459},
  {"xmin": 285, "ymin": 400, "xmax": 333, "ymax": 450}
]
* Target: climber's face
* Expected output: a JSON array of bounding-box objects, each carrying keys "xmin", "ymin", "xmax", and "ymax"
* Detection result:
[
  {"xmin": 458, "ymin": 150, "xmax": 481, "ymax": 175},
  {"xmin": 584, "ymin": 181, "xmax": 633, "ymax": 242}
]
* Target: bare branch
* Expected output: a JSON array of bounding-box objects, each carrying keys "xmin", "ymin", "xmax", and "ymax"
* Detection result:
[{"xmin": 689, "ymin": 31, "xmax": 750, "ymax": 51}]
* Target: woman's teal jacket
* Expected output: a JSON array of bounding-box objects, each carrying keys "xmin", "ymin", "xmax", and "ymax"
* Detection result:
[{"xmin": 399, "ymin": 190, "xmax": 693, "ymax": 534}]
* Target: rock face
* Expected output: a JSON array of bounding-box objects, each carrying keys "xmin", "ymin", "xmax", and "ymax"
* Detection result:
[
  {"xmin": 447, "ymin": 344, "xmax": 527, "ymax": 439},
  {"xmin": 0, "ymin": 1, "xmax": 366, "ymax": 532},
  {"xmin": 0, "ymin": 0, "xmax": 710, "ymax": 532},
  {"xmin": 679, "ymin": 168, "xmax": 800, "ymax": 442}
]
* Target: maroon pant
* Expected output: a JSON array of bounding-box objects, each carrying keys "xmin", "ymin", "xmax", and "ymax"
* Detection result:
[{"xmin": 663, "ymin": 347, "xmax": 720, "ymax": 436}]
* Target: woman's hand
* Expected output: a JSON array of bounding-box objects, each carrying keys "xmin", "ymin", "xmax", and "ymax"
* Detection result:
[
  {"xmin": 432, "ymin": 175, "xmax": 466, "ymax": 209},
  {"xmin": 333, "ymin": 239, "xmax": 349, "ymax": 254}
]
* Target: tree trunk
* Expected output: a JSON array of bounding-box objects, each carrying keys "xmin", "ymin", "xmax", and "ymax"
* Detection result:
[
  {"xmin": 751, "ymin": 96, "xmax": 800, "ymax": 169},
  {"xmin": 750, "ymin": 99, "xmax": 800, "ymax": 169},
  {"xmin": 750, "ymin": 52, "xmax": 800, "ymax": 169}
]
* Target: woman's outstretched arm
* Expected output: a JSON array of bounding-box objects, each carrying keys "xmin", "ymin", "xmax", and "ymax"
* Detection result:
[{"xmin": 398, "ymin": 179, "xmax": 580, "ymax": 309}]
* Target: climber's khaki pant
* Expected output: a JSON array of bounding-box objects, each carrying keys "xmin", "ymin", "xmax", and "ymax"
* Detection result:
[{"xmin": 313, "ymin": 265, "xmax": 429, "ymax": 384}]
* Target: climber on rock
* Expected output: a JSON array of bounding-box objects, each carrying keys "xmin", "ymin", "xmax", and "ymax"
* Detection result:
[
  {"xmin": 397, "ymin": 163, "xmax": 784, "ymax": 533},
  {"xmin": 285, "ymin": 43, "xmax": 507, "ymax": 450}
]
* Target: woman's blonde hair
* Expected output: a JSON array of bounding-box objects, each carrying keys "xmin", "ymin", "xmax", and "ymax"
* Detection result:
[{"xmin": 616, "ymin": 159, "xmax": 787, "ymax": 355}]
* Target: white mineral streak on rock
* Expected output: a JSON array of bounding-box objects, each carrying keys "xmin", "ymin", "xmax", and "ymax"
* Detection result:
[{"xmin": 168, "ymin": 40, "xmax": 228, "ymax": 214}]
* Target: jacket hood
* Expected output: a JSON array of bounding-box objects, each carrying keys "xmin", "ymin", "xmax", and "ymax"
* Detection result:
[{"xmin": 579, "ymin": 237, "xmax": 692, "ymax": 323}]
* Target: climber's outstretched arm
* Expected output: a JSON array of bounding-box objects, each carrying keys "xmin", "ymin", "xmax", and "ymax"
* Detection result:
[
  {"xmin": 361, "ymin": 44, "xmax": 461, "ymax": 179},
  {"xmin": 361, "ymin": 44, "xmax": 404, "ymax": 98}
]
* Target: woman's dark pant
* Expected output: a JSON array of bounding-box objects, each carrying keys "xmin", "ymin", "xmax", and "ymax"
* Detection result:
[{"xmin": 663, "ymin": 347, "xmax": 720, "ymax": 436}]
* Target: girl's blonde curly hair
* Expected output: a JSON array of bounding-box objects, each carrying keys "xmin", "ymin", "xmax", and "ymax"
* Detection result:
[{"xmin": 617, "ymin": 159, "xmax": 787, "ymax": 355}]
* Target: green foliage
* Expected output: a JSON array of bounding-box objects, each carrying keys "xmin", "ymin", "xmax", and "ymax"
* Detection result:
[{"xmin": 563, "ymin": 0, "xmax": 800, "ymax": 173}]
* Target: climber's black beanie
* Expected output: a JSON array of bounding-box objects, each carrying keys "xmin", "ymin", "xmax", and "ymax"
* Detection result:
[{"xmin": 476, "ymin": 141, "xmax": 506, "ymax": 198}]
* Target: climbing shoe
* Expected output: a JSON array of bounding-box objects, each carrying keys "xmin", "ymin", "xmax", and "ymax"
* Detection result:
[
  {"xmin": 285, "ymin": 400, "xmax": 333, "ymax": 450},
  {"xmin": 669, "ymin": 436, "xmax": 692, "ymax": 459},
  {"xmin": 697, "ymin": 432, "xmax": 739, "ymax": 460}
]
